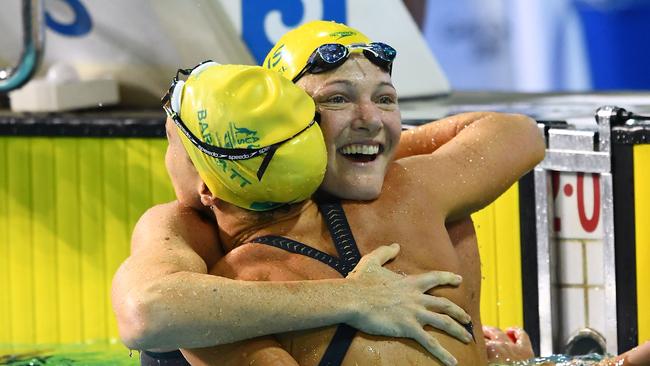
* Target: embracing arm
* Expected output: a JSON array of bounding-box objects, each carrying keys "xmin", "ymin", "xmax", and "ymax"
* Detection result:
[
  {"xmin": 398, "ymin": 112, "xmax": 544, "ymax": 222},
  {"xmin": 112, "ymin": 201, "xmax": 357, "ymax": 351},
  {"xmin": 396, "ymin": 112, "xmax": 494, "ymax": 159},
  {"xmin": 111, "ymin": 202, "xmax": 469, "ymax": 357}
]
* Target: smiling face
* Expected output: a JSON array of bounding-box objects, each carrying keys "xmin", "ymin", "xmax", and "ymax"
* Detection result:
[{"xmin": 296, "ymin": 55, "xmax": 401, "ymax": 200}]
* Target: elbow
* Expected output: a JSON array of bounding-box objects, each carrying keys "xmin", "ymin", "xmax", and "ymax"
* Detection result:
[
  {"xmin": 115, "ymin": 287, "xmax": 166, "ymax": 350},
  {"xmin": 510, "ymin": 113, "xmax": 546, "ymax": 166}
]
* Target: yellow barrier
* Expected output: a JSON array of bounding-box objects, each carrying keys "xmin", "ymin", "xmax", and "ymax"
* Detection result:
[
  {"xmin": 0, "ymin": 137, "xmax": 174, "ymax": 345},
  {"xmin": 635, "ymin": 144, "xmax": 650, "ymax": 343},
  {"xmin": 474, "ymin": 183, "xmax": 524, "ymax": 330}
]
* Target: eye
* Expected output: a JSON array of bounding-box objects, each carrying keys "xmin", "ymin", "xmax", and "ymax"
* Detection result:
[
  {"xmin": 326, "ymin": 94, "xmax": 348, "ymax": 104},
  {"xmin": 377, "ymin": 94, "xmax": 396, "ymax": 105}
]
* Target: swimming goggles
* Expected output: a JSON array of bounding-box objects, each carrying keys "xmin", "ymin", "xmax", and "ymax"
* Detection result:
[
  {"xmin": 292, "ymin": 42, "xmax": 397, "ymax": 83},
  {"xmin": 161, "ymin": 60, "xmax": 317, "ymax": 181}
]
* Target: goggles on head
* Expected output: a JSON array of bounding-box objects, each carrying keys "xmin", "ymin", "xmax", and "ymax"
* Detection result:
[
  {"xmin": 292, "ymin": 42, "xmax": 397, "ymax": 83},
  {"xmin": 161, "ymin": 60, "xmax": 317, "ymax": 181}
]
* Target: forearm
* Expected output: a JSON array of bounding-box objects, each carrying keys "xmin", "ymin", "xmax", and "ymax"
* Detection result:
[
  {"xmin": 396, "ymin": 112, "xmax": 495, "ymax": 159},
  {"xmin": 117, "ymin": 270, "xmax": 359, "ymax": 351}
]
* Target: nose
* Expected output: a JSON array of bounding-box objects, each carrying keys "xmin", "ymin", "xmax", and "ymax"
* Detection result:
[{"xmin": 351, "ymin": 99, "xmax": 382, "ymax": 133}]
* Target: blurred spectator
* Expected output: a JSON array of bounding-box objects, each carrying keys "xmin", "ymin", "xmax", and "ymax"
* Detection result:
[{"xmin": 418, "ymin": 0, "xmax": 650, "ymax": 91}]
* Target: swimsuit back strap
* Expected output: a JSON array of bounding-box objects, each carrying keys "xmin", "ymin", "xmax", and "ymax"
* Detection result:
[
  {"xmin": 317, "ymin": 201, "xmax": 362, "ymax": 271},
  {"xmin": 317, "ymin": 200, "xmax": 359, "ymax": 366},
  {"xmin": 317, "ymin": 324, "xmax": 358, "ymax": 366},
  {"xmin": 251, "ymin": 235, "xmax": 352, "ymax": 276}
]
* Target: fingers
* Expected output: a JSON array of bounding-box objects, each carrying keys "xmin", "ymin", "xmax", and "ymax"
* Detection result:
[
  {"xmin": 360, "ymin": 243, "xmax": 401, "ymax": 267},
  {"xmin": 413, "ymin": 329, "xmax": 457, "ymax": 366},
  {"xmin": 627, "ymin": 340, "xmax": 650, "ymax": 365},
  {"xmin": 422, "ymin": 295, "xmax": 471, "ymax": 324},
  {"xmin": 485, "ymin": 326, "xmax": 535, "ymax": 361},
  {"xmin": 414, "ymin": 271, "xmax": 462, "ymax": 290},
  {"xmin": 485, "ymin": 340, "xmax": 511, "ymax": 363},
  {"xmin": 482, "ymin": 325, "xmax": 509, "ymax": 342},
  {"xmin": 507, "ymin": 327, "xmax": 531, "ymax": 347},
  {"xmin": 417, "ymin": 312, "xmax": 473, "ymax": 344}
]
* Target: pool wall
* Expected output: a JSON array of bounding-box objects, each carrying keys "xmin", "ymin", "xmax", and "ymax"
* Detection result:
[{"xmin": 0, "ymin": 128, "xmax": 174, "ymax": 345}]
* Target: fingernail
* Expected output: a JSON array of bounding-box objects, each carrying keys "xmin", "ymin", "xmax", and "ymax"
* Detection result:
[
  {"xmin": 506, "ymin": 329, "xmax": 517, "ymax": 343},
  {"xmin": 448, "ymin": 356, "xmax": 458, "ymax": 366}
]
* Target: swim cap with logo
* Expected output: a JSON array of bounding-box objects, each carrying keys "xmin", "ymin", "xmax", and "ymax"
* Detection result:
[
  {"xmin": 263, "ymin": 20, "xmax": 371, "ymax": 81},
  {"xmin": 174, "ymin": 63, "xmax": 327, "ymax": 211}
]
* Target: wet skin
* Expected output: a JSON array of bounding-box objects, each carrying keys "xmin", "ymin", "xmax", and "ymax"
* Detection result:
[{"xmin": 173, "ymin": 57, "xmax": 544, "ymax": 365}]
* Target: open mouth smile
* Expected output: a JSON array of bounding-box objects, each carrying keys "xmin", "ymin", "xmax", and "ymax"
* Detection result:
[{"xmin": 338, "ymin": 143, "xmax": 383, "ymax": 163}]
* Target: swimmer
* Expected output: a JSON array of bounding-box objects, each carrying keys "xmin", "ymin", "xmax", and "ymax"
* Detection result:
[
  {"xmin": 113, "ymin": 20, "xmax": 537, "ymax": 366},
  {"xmin": 111, "ymin": 64, "xmax": 475, "ymax": 366},
  {"xmin": 162, "ymin": 60, "xmax": 544, "ymax": 365}
]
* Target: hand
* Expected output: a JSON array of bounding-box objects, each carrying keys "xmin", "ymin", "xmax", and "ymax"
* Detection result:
[
  {"xmin": 346, "ymin": 243, "xmax": 472, "ymax": 366},
  {"xmin": 483, "ymin": 326, "xmax": 534, "ymax": 364}
]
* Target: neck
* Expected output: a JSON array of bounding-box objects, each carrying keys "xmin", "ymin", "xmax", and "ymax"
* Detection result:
[{"xmin": 212, "ymin": 199, "xmax": 313, "ymax": 252}]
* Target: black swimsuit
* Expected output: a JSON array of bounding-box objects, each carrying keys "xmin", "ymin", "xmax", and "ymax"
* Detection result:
[{"xmin": 252, "ymin": 199, "xmax": 362, "ymax": 366}]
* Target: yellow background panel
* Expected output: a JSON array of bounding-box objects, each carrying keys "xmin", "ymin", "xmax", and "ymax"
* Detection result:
[
  {"xmin": 0, "ymin": 138, "xmax": 10, "ymax": 343},
  {"xmin": 0, "ymin": 137, "xmax": 175, "ymax": 345},
  {"xmin": 473, "ymin": 183, "xmax": 524, "ymax": 329},
  {"xmin": 634, "ymin": 145, "xmax": 650, "ymax": 343}
]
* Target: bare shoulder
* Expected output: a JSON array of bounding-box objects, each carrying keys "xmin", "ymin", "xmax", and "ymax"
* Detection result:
[
  {"xmin": 131, "ymin": 201, "xmax": 223, "ymax": 269},
  {"xmin": 211, "ymin": 243, "xmax": 324, "ymax": 282}
]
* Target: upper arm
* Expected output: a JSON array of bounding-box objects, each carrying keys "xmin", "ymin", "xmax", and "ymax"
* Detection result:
[
  {"xmin": 111, "ymin": 202, "xmax": 223, "ymax": 316},
  {"xmin": 399, "ymin": 112, "xmax": 544, "ymax": 221}
]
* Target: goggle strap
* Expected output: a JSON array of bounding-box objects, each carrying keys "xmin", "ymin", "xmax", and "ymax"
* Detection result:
[
  {"xmin": 256, "ymin": 144, "xmax": 278, "ymax": 180},
  {"xmin": 170, "ymin": 80, "xmax": 185, "ymax": 114},
  {"xmin": 171, "ymin": 113, "xmax": 316, "ymax": 161}
]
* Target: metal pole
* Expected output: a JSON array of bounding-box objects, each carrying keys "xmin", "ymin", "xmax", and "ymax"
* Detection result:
[{"xmin": 0, "ymin": 0, "xmax": 45, "ymax": 93}]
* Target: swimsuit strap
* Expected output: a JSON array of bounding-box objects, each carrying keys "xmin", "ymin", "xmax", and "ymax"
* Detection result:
[
  {"xmin": 140, "ymin": 350, "xmax": 190, "ymax": 366},
  {"xmin": 317, "ymin": 200, "xmax": 362, "ymax": 271},
  {"xmin": 251, "ymin": 235, "xmax": 352, "ymax": 276},
  {"xmin": 252, "ymin": 199, "xmax": 360, "ymax": 366},
  {"xmin": 316, "ymin": 199, "xmax": 359, "ymax": 366}
]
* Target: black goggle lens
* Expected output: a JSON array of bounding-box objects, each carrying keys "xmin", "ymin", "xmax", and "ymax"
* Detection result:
[{"xmin": 293, "ymin": 42, "xmax": 397, "ymax": 82}]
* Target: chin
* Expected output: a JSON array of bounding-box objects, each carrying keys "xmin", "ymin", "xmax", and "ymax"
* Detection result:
[{"xmin": 322, "ymin": 180, "xmax": 383, "ymax": 201}]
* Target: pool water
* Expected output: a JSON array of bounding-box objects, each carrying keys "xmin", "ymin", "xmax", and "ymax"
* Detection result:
[
  {"xmin": 0, "ymin": 344, "xmax": 137, "ymax": 366},
  {"xmin": 490, "ymin": 353, "xmax": 607, "ymax": 365},
  {"xmin": 1, "ymin": 346, "xmax": 609, "ymax": 366}
]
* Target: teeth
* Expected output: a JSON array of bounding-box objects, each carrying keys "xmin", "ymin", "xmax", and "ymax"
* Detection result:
[{"xmin": 340, "ymin": 144, "xmax": 380, "ymax": 155}]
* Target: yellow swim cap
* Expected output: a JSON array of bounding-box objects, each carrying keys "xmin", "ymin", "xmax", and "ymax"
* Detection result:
[
  {"xmin": 169, "ymin": 63, "xmax": 327, "ymax": 211},
  {"xmin": 263, "ymin": 20, "xmax": 371, "ymax": 81}
]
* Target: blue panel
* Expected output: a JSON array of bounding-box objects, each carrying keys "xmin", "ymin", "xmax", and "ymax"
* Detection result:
[
  {"xmin": 242, "ymin": 0, "xmax": 346, "ymax": 64},
  {"xmin": 575, "ymin": 2, "xmax": 650, "ymax": 89}
]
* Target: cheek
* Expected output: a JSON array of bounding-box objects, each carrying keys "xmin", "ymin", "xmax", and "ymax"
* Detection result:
[
  {"xmin": 384, "ymin": 113, "xmax": 402, "ymax": 145},
  {"xmin": 318, "ymin": 110, "xmax": 351, "ymax": 143}
]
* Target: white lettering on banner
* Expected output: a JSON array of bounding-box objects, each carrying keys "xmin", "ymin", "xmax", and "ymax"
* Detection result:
[
  {"xmin": 264, "ymin": 0, "xmax": 324, "ymax": 44},
  {"xmin": 552, "ymin": 171, "xmax": 603, "ymax": 240}
]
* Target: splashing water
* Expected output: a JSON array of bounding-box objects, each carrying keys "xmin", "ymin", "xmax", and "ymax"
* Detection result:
[{"xmin": 490, "ymin": 353, "xmax": 607, "ymax": 365}]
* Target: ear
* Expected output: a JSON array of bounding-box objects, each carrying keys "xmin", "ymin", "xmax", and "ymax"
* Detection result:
[{"xmin": 199, "ymin": 182, "xmax": 218, "ymax": 207}]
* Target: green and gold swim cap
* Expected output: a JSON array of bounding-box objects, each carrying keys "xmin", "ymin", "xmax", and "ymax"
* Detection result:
[
  {"xmin": 263, "ymin": 20, "xmax": 371, "ymax": 81},
  {"xmin": 173, "ymin": 63, "xmax": 327, "ymax": 211}
]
